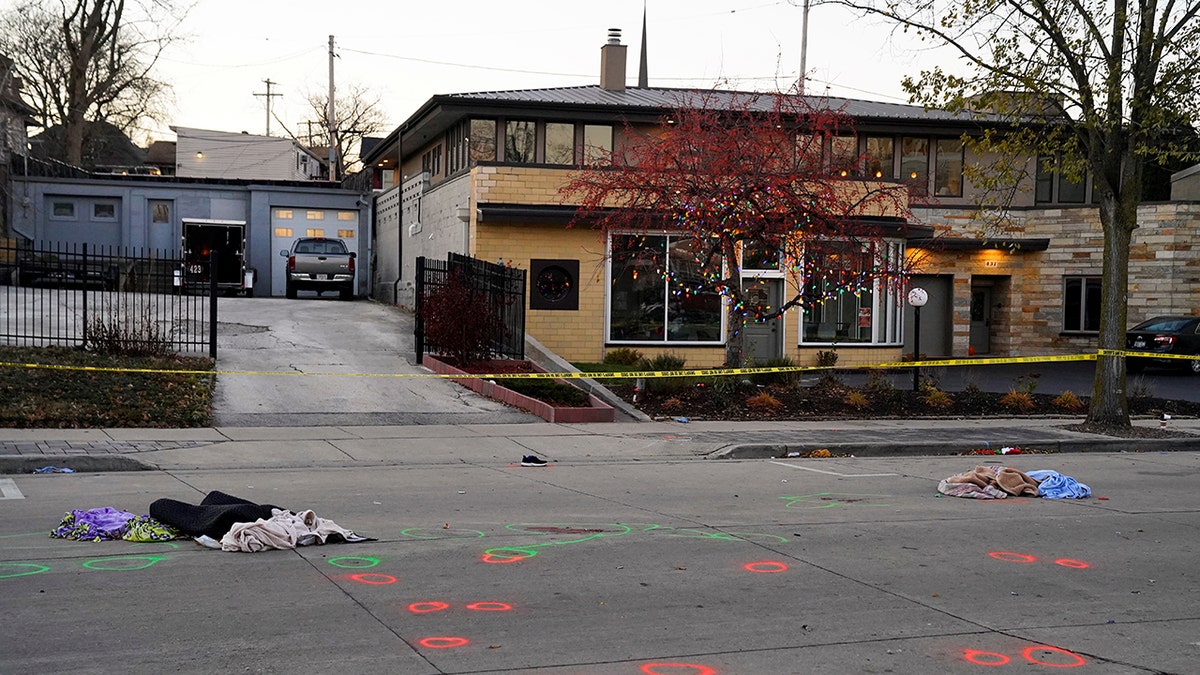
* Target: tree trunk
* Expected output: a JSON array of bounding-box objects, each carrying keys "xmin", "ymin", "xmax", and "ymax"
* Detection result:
[{"xmin": 1086, "ymin": 193, "xmax": 1136, "ymax": 427}]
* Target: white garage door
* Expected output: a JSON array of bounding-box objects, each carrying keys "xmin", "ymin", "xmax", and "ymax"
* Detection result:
[{"xmin": 269, "ymin": 208, "xmax": 360, "ymax": 296}]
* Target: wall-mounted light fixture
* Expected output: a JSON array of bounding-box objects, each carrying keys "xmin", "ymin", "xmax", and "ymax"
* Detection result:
[{"xmin": 195, "ymin": 151, "xmax": 204, "ymax": 159}]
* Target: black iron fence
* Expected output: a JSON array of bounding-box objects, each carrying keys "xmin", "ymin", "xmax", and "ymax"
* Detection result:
[
  {"xmin": 0, "ymin": 240, "xmax": 218, "ymax": 357},
  {"xmin": 415, "ymin": 253, "xmax": 527, "ymax": 362}
]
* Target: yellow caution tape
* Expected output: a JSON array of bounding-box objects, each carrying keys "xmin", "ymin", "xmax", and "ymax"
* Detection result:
[{"xmin": 3, "ymin": 349, "xmax": 1190, "ymax": 379}]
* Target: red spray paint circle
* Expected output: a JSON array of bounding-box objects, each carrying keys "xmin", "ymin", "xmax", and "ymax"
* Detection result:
[
  {"xmin": 466, "ymin": 601, "xmax": 513, "ymax": 611},
  {"xmin": 348, "ymin": 573, "xmax": 397, "ymax": 585},
  {"xmin": 1022, "ymin": 645, "xmax": 1086, "ymax": 667},
  {"xmin": 419, "ymin": 636, "xmax": 469, "ymax": 649},
  {"xmin": 963, "ymin": 649, "xmax": 1010, "ymax": 666},
  {"xmin": 743, "ymin": 561, "xmax": 789, "ymax": 573},
  {"xmin": 408, "ymin": 601, "xmax": 450, "ymax": 613},
  {"xmin": 1054, "ymin": 558, "xmax": 1090, "ymax": 569}
]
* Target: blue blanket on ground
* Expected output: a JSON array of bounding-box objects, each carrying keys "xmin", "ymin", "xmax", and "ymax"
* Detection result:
[{"xmin": 1027, "ymin": 470, "xmax": 1091, "ymax": 499}]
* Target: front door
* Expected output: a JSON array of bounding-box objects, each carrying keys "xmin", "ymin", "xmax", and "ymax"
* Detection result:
[
  {"xmin": 970, "ymin": 287, "xmax": 993, "ymax": 354},
  {"xmin": 743, "ymin": 278, "xmax": 783, "ymax": 363}
]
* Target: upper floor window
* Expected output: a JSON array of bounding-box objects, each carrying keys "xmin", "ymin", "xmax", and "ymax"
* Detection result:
[
  {"xmin": 504, "ymin": 120, "xmax": 537, "ymax": 163},
  {"xmin": 830, "ymin": 136, "xmax": 857, "ymax": 177},
  {"xmin": 934, "ymin": 138, "xmax": 964, "ymax": 197},
  {"xmin": 900, "ymin": 137, "xmax": 929, "ymax": 193},
  {"xmin": 422, "ymin": 144, "xmax": 442, "ymax": 176},
  {"xmin": 545, "ymin": 123, "xmax": 575, "ymax": 165},
  {"xmin": 864, "ymin": 136, "xmax": 894, "ymax": 179},
  {"xmin": 1036, "ymin": 155, "xmax": 1089, "ymax": 204},
  {"xmin": 469, "ymin": 119, "xmax": 496, "ymax": 163},
  {"xmin": 582, "ymin": 124, "xmax": 613, "ymax": 165}
]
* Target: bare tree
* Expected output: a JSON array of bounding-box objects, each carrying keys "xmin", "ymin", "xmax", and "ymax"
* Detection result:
[
  {"xmin": 0, "ymin": 0, "xmax": 186, "ymax": 165},
  {"xmin": 302, "ymin": 83, "xmax": 389, "ymax": 177},
  {"xmin": 814, "ymin": 0, "xmax": 1200, "ymax": 427}
]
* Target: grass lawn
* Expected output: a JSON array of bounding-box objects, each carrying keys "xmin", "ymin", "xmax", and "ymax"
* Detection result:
[{"xmin": 0, "ymin": 345, "xmax": 215, "ymax": 428}]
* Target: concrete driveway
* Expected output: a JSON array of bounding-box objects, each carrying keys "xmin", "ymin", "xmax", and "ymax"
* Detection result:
[{"xmin": 211, "ymin": 296, "xmax": 539, "ymax": 427}]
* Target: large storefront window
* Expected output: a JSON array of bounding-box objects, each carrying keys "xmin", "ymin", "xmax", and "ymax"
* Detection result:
[
  {"xmin": 801, "ymin": 240, "xmax": 904, "ymax": 345},
  {"xmin": 608, "ymin": 234, "xmax": 723, "ymax": 343}
]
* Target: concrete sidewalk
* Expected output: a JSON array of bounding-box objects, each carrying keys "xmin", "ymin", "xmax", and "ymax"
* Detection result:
[{"xmin": 2, "ymin": 416, "xmax": 1198, "ymax": 474}]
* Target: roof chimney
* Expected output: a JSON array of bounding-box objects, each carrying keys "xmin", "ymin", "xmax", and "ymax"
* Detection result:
[{"xmin": 600, "ymin": 28, "xmax": 627, "ymax": 92}]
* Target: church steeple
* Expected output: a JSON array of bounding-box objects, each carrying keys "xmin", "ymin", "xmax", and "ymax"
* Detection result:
[{"xmin": 638, "ymin": 2, "xmax": 649, "ymax": 88}]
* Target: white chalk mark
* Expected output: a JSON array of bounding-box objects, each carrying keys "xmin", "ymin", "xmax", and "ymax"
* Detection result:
[
  {"xmin": 769, "ymin": 460, "xmax": 898, "ymax": 477},
  {"xmin": 0, "ymin": 478, "xmax": 25, "ymax": 500}
]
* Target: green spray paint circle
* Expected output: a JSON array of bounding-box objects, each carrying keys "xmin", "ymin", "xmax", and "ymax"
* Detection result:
[
  {"xmin": 328, "ymin": 556, "xmax": 379, "ymax": 569},
  {"xmin": 0, "ymin": 562, "xmax": 51, "ymax": 579},
  {"xmin": 82, "ymin": 555, "xmax": 167, "ymax": 571}
]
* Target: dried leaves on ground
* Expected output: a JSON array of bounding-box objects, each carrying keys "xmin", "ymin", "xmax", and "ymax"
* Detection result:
[{"xmin": 0, "ymin": 346, "xmax": 215, "ymax": 428}]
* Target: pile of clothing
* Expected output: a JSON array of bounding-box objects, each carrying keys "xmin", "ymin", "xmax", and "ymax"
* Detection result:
[
  {"xmin": 50, "ymin": 491, "xmax": 373, "ymax": 552},
  {"xmin": 938, "ymin": 465, "xmax": 1092, "ymax": 499}
]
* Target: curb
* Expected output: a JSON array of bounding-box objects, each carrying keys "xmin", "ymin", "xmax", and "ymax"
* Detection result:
[
  {"xmin": 710, "ymin": 437, "xmax": 1200, "ymax": 459},
  {"xmin": 0, "ymin": 454, "xmax": 156, "ymax": 475}
]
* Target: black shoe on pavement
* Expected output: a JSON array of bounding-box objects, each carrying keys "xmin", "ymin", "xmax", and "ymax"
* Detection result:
[{"xmin": 520, "ymin": 455, "xmax": 548, "ymax": 467}]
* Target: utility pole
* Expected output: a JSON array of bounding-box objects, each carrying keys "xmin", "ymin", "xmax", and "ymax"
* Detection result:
[
  {"xmin": 798, "ymin": 0, "xmax": 810, "ymax": 94},
  {"xmin": 327, "ymin": 35, "xmax": 338, "ymax": 182},
  {"xmin": 253, "ymin": 78, "xmax": 282, "ymax": 136}
]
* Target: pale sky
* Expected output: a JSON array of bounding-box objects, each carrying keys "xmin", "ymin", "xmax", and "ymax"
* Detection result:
[{"xmin": 153, "ymin": 0, "xmax": 948, "ymax": 146}]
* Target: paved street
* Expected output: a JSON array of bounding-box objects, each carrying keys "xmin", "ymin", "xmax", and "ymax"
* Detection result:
[{"xmin": 3, "ymin": 449, "xmax": 1199, "ymax": 674}]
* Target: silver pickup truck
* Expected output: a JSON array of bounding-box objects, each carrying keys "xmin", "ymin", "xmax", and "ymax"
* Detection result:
[{"xmin": 280, "ymin": 237, "xmax": 356, "ymax": 300}]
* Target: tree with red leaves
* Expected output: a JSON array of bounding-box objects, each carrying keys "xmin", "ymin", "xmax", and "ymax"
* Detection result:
[{"xmin": 562, "ymin": 90, "xmax": 914, "ymax": 367}]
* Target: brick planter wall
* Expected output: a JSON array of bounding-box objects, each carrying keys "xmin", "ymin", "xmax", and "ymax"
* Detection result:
[{"xmin": 422, "ymin": 355, "xmax": 615, "ymax": 423}]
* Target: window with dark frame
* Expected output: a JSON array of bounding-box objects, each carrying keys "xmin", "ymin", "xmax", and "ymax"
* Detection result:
[
  {"xmin": 1063, "ymin": 276, "xmax": 1102, "ymax": 332},
  {"xmin": 469, "ymin": 119, "xmax": 496, "ymax": 163},
  {"xmin": 900, "ymin": 136, "xmax": 929, "ymax": 193},
  {"xmin": 51, "ymin": 201, "xmax": 75, "ymax": 219},
  {"xmin": 92, "ymin": 202, "xmax": 116, "ymax": 220},
  {"xmin": 504, "ymin": 120, "xmax": 537, "ymax": 163},
  {"xmin": 864, "ymin": 136, "xmax": 894, "ymax": 179},
  {"xmin": 544, "ymin": 122, "xmax": 575, "ymax": 165},
  {"xmin": 582, "ymin": 124, "xmax": 613, "ymax": 166},
  {"xmin": 934, "ymin": 138, "xmax": 964, "ymax": 197}
]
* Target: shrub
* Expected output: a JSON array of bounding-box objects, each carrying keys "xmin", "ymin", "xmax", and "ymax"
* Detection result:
[
  {"xmin": 1000, "ymin": 389, "xmax": 1036, "ymax": 412},
  {"xmin": 920, "ymin": 386, "xmax": 954, "ymax": 410},
  {"xmin": 86, "ymin": 313, "xmax": 172, "ymax": 357},
  {"xmin": 745, "ymin": 391, "xmax": 783, "ymax": 413},
  {"xmin": 604, "ymin": 348, "xmax": 644, "ymax": 366},
  {"xmin": 864, "ymin": 369, "xmax": 903, "ymax": 409},
  {"xmin": 1129, "ymin": 375, "xmax": 1155, "ymax": 399},
  {"xmin": 637, "ymin": 353, "xmax": 688, "ymax": 395},
  {"xmin": 419, "ymin": 269, "xmax": 505, "ymax": 367},
  {"xmin": 844, "ymin": 390, "xmax": 870, "ymax": 410},
  {"xmin": 1053, "ymin": 390, "xmax": 1085, "ymax": 412},
  {"xmin": 749, "ymin": 357, "xmax": 800, "ymax": 387},
  {"xmin": 958, "ymin": 382, "xmax": 990, "ymax": 409},
  {"xmin": 815, "ymin": 349, "xmax": 839, "ymax": 367},
  {"xmin": 711, "ymin": 373, "xmax": 746, "ymax": 401}
]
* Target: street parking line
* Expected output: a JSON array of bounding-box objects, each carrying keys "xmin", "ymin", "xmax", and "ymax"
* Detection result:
[
  {"xmin": 0, "ymin": 478, "xmax": 24, "ymax": 500},
  {"xmin": 769, "ymin": 460, "xmax": 898, "ymax": 478}
]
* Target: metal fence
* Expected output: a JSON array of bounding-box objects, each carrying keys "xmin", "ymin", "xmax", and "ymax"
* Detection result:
[
  {"xmin": 415, "ymin": 253, "xmax": 527, "ymax": 362},
  {"xmin": 0, "ymin": 240, "xmax": 218, "ymax": 357}
]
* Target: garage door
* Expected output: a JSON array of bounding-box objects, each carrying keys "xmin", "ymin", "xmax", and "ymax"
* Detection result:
[{"xmin": 269, "ymin": 208, "xmax": 360, "ymax": 296}]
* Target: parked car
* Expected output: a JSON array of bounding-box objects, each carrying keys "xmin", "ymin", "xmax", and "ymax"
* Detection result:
[
  {"xmin": 280, "ymin": 237, "xmax": 356, "ymax": 300},
  {"xmin": 1125, "ymin": 315, "xmax": 1200, "ymax": 374}
]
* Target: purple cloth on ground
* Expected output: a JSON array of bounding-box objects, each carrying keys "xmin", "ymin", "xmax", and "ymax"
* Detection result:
[{"xmin": 50, "ymin": 507, "xmax": 137, "ymax": 541}]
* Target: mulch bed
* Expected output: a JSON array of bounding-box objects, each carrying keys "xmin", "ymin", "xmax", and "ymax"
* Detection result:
[{"xmin": 609, "ymin": 379, "xmax": 1200, "ymax": 428}]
